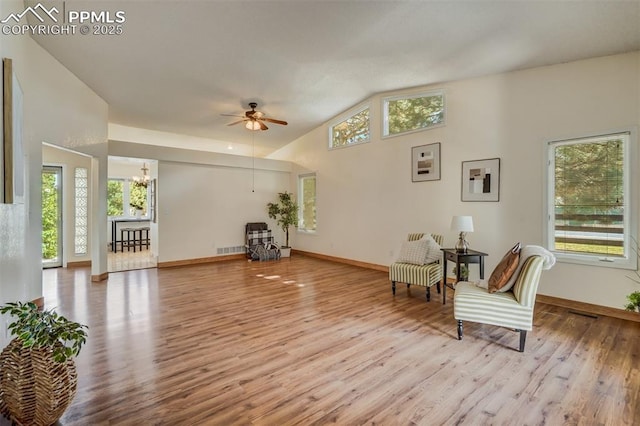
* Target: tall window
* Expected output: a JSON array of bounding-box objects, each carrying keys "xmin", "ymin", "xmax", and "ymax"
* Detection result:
[
  {"xmin": 383, "ymin": 90, "xmax": 444, "ymax": 137},
  {"xmin": 546, "ymin": 131, "xmax": 635, "ymax": 268},
  {"xmin": 74, "ymin": 167, "xmax": 88, "ymax": 255},
  {"xmin": 298, "ymin": 173, "xmax": 316, "ymax": 232},
  {"xmin": 108, "ymin": 178, "xmax": 149, "ymax": 218},
  {"xmin": 329, "ymin": 105, "xmax": 370, "ymax": 149}
]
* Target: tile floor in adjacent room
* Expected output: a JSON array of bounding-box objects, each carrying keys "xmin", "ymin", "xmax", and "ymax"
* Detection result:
[{"xmin": 107, "ymin": 247, "xmax": 156, "ymax": 272}]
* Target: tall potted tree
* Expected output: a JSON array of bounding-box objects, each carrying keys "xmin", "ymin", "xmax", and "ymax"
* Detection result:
[
  {"xmin": 267, "ymin": 191, "xmax": 299, "ymax": 257},
  {"xmin": 0, "ymin": 302, "xmax": 88, "ymax": 425}
]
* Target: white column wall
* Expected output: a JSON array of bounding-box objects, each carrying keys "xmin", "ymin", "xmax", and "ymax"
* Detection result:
[{"xmin": 0, "ymin": 1, "xmax": 108, "ymax": 345}]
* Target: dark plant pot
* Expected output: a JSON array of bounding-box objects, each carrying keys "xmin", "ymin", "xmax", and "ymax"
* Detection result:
[{"xmin": 0, "ymin": 338, "xmax": 77, "ymax": 426}]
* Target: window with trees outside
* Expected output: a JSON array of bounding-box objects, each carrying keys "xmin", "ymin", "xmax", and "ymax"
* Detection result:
[
  {"xmin": 383, "ymin": 91, "xmax": 444, "ymax": 137},
  {"xmin": 108, "ymin": 178, "xmax": 149, "ymax": 218},
  {"xmin": 545, "ymin": 131, "xmax": 636, "ymax": 269},
  {"xmin": 329, "ymin": 105, "xmax": 370, "ymax": 149},
  {"xmin": 298, "ymin": 173, "xmax": 316, "ymax": 232}
]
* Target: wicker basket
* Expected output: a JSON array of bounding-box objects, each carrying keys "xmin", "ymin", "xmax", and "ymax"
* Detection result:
[{"xmin": 0, "ymin": 338, "xmax": 77, "ymax": 426}]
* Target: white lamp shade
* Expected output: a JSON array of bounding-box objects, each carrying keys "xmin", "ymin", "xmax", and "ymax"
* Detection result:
[
  {"xmin": 245, "ymin": 120, "xmax": 261, "ymax": 131},
  {"xmin": 451, "ymin": 215, "xmax": 474, "ymax": 232}
]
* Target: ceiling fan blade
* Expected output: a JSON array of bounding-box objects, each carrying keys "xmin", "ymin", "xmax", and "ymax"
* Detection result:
[
  {"xmin": 262, "ymin": 117, "xmax": 288, "ymax": 126},
  {"xmin": 259, "ymin": 121, "xmax": 268, "ymax": 131},
  {"xmin": 221, "ymin": 113, "xmax": 245, "ymax": 118},
  {"xmin": 226, "ymin": 119, "xmax": 247, "ymax": 126}
]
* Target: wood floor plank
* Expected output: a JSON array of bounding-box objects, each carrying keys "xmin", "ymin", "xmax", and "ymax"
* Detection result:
[{"xmin": 2, "ymin": 255, "xmax": 635, "ymax": 425}]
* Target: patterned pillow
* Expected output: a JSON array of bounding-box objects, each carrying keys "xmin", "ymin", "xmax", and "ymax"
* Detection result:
[
  {"xmin": 422, "ymin": 234, "xmax": 442, "ymax": 264},
  {"xmin": 488, "ymin": 242, "xmax": 522, "ymax": 293},
  {"xmin": 397, "ymin": 239, "xmax": 429, "ymax": 265}
]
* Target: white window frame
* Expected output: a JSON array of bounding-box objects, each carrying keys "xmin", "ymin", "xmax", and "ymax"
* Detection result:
[
  {"xmin": 382, "ymin": 89, "xmax": 445, "ymax": 138},
  {"xmin": 328, "ymin": 103, "xmax": 371, "ymax": 150},
  {"xmin": 298, "ymin": 173, "xmax": 317, "ymax": 233},
  {"xmin": 543, "ymin": 129, "xmax": 637, "ymax": 270}
]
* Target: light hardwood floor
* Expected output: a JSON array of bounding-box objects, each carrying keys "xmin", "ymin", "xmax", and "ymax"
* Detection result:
[{"xmin": 23, "ymin": 256, "xmax": 640, "ymax": 424}]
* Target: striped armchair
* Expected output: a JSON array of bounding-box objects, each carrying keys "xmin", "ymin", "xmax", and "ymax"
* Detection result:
[
  {"xmin": 454, "ymin": 255, "xmax": 545, "ymax": 352},
  {"xmin": 389, "ymin": 233, "xmax": 443, "ymax": 302}
]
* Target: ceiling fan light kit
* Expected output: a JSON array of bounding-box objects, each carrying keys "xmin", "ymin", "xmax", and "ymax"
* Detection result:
[
  {"xmin": 245, "ymin": 121, "xmax": 262, "ymax": 131},
  {"xmin": 223, "ymin": 102, "xmax": 288, "ymax": 131}
]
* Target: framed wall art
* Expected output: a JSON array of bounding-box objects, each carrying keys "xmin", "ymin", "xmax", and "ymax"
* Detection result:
[
  {"xmin": 461, "ymin": 157, "xmax": 500, "ymax": 202},
  {"xmin": 3, "ymin": 58, "xmax": 24, "ymax": 204},
  {"xmin": 411, "ymin": 142, "xmax": 441, "ymax": 182}
]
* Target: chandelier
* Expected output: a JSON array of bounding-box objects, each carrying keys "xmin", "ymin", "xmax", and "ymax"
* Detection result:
[{"xmin": 132, "ymin": 163, "xmax": 150, "ymax": 187}]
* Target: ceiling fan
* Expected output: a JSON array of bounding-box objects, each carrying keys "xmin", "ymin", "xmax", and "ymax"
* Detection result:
[{"xmin": 222, "ymin": 102, "xmax": 288, "ymax": 131}]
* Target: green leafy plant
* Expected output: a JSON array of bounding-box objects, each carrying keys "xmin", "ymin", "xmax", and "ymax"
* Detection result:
[
  {"xmin": 625, "ymin": 291, "xmax": 640, "ymax": 312},
  {"xmin": 267, "ymin": 191, "xmax": 299, "ymax": 248},
  {"xmin": 452, "ymin": 265, "xmax": 469, "ymax": 280},
  {"xmin": 0, "ymin": 302, "xmax": 88, "ymax": 363},
  {"xmin": 625, "ymin": 236, "xmax": 640, "ymax": 311},
  {"xmin": 130, "ymin": 201, "xmax": 144, "ymax": 211}
]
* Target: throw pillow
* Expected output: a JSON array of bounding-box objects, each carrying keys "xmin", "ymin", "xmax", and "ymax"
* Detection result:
[
  {"xmin": 488, "ymin": 242, "xmax": 522, "ymax": 293},
  {"xmin": 422, "ymin": 234, "xmax": 442, "ymax": 264},
  {"xmin": 500, "ymin": 245, "xmax": 556, "ymax": 291},
  {"xmin": 397, "ymin": 239, "xmax": 429, "ymax": 265}
]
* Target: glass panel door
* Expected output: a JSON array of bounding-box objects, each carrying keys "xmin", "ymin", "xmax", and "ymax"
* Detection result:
[{"xmin": 42, "ymin": 166, "xmax": 62, "ymax": 268}]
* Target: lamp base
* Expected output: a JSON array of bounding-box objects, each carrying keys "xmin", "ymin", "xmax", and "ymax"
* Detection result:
[{"xmin": 455, "ymin": 232, "xmax": 469, "ymax": 253}]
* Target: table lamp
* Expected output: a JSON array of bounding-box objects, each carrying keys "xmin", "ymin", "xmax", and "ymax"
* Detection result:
[{"xmin": 451, "ymin": 215, "xmax": 474, "ymax": 253}]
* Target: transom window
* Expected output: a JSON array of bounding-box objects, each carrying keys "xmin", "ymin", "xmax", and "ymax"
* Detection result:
[
  {"xmin": 329, "ymin": 105, "xmax": 370, "ymax": 149},
  {"xmin": 383, "ymin": 91, "xmax": 444, "ymax": 137},
  {"xmin": 545, "ymin": 131, "xmax": 636, "ymax": 269}
]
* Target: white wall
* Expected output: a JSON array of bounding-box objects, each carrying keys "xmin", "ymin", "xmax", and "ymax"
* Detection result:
[
  {"xmin": 42, "ymin": 144, "xmax": 93, "ymax": 265},
  {"xmin": 158, "ymin": 162, "xmax": 290, "ymax": 263},
  {"xmin": 270, "ymin": 52, "xmax": 640, "ymax": 310},
  {"xmin": 0, "ymin": 1, "xmax": 108, "ymax": 345}
]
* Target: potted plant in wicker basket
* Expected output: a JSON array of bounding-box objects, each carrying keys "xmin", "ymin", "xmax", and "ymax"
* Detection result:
[{"xmin": 0, "ymin": 302, "xmax": 88, "ymax": 426}]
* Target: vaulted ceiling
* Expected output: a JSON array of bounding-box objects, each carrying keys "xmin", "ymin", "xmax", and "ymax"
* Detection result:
[{"xmin": 26, "ymin": 0, "xmax": 640, "ymax": 157}]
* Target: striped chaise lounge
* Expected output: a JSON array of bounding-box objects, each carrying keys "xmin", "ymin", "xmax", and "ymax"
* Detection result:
[
  {"xmin": 454, "ymin": 255, "xmax": 546, "ymax": 352},
  {"xmin": 389, "ymin": 233, "xmax": 443, "ymax": 302}
]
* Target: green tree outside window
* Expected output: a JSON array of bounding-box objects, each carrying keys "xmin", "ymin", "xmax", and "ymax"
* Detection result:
[
  {"xmin": 42, "ymin": 172, "xmax": 58, "ymax": 260},
  {"xmin": 129, "ymin": 183, "xmax": 148, "ymax": 215},
  {"xmin": 386, "ymin": 94, "xmax": 444, "ymax": 136},
  {"xmin": 107, "ymin": 180, "xmax": 124, "ymax": 216}
]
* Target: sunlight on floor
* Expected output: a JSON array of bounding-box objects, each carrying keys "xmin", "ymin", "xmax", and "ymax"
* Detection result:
[{"xmin": 256, "ymin": 273, "xmax": 300, "ymax": 286}]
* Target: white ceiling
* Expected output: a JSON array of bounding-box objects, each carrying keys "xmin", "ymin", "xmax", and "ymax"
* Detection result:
[{"xmin": 26, "ymin": 0, "xmax": 640, "ymax": 157}]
